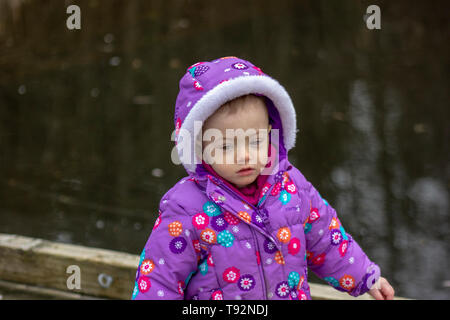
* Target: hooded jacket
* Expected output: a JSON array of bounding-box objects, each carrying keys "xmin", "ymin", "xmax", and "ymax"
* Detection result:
[{"xmin": 132, "ymin": 56, "xmax": 380, "ymax": 300}]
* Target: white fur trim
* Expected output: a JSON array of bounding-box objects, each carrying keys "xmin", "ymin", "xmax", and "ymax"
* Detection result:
[{"xmin": 177, "ymin": 75, "xmax": 298, "ymax": 173}]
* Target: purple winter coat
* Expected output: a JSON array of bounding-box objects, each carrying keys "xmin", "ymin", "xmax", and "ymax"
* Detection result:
[{"xmin": 132, "ymin": 56, "xmax": 380, "ymax": 300}]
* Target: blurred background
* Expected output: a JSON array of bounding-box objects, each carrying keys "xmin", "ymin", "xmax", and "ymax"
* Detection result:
[{"xmin": 0, "ymin": 0, "xmax": 448, "ymax": 299}]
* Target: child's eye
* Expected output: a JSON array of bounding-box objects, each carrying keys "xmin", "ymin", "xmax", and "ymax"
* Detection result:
[
  {"xmin": 222, "ymin": 144, "xmax": 233, "ymax": 150},
  {"xmin": 251, "ymin": 140, "xmax": 262, "ymax": 145}
]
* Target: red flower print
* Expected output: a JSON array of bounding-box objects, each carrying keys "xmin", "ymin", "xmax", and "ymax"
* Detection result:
[
  {"xmin": 177, "ymin": 281, "xmax": 185, "ymax": 295},
  {"xmin": 312, "ymin": 253, "xmax": 325, "ymax": 266},
  {"xmin": 252, "ymin": 65, "xmax": 264, "ymax": 74},
  {"xmin": 256, "ymin": 251, "xmax": 261, "ymax": 265},
  {"xmin": 168, "ymin": 221, "xmax": 183, "ymax": 236},
  {"xmin": 223, "ymin": 267, "xmax": 240, "ymax": 283},
  {"xmin": 137, "ymin": 276, "xmax": 151, "ymax": 293},
  {"xmin": 260, "ymin": 182, "xmax": 272, "ymax": 198},
  {"xmin": 193, "ymin": 80, "xmax": 203, "ymax": 91},
  {"xmin": 140, "ymin": 259, "xmax": 155, "ymax": 275},
  {"xmin": 288, "ymin": 237, "xmax": 301, "ymax": 255},
  {"xmin": 175, "ymin": 118, "xmax": 182, "ymax": 135},
  {"xmin": 271, "ymin": 182, "xmax": 282, "ymax": 196},
  {"xmin": 339, "ymin": 240, "xmax": 349, "ymax": 257},
  {"xmin": 298, "ymin": 289, "xmax": 308, "ymax": 300},
  {"xmin": 192, "ymin": 212, "xmax": 209, "ymax": 230},
  {"xmin": 285, "ymin": 181, "xmax": 297, "ymax": 194},
  {"xmin": 207, "ymin": 253, "xmax": 214, "ymax": 266},
  {"xmin": 153, "ymin": 215, "xmax": 161, "ymax": 230},
  {"xmin": 192, "ymin": 240, "xmax": 201, "ymax": 253},
  {"xmin": 224, "ymin": 211, "xmax": 240, "ymax": 225},
  {"xmin": 339, "ymin": 274, "xmax": 355, "ymax": 291},
  {"xmin": 211, "ymin": 290, "xmax": 223, "ymax": 300},
  {"xmin": 309, "ymin": 208, "xmax": 320, "ymax": 222},
  {"xmin": 306, "ymin": 250, "xmax": 314, "ymax": 260}
]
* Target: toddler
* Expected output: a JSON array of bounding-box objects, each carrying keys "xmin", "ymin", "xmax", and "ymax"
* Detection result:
[{"xmin": 132, "ymin": 56, "xmax": 394, "ymax": 300}]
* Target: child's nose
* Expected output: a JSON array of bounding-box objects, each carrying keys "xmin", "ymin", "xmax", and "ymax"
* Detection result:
[{"xmin": 236, "ymin": 143, "xmax": 250, "ymax": 164}]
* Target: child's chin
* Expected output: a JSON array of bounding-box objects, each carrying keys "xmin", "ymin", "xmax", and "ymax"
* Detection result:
[{"xmin": 233, "ymin": 176, "xmax": 257, "ymax": 187}]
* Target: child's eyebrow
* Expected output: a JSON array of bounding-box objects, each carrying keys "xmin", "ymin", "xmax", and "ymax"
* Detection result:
[{"xmin": 222, "ymin": 131, "xmax": 266, "ymax": 141}]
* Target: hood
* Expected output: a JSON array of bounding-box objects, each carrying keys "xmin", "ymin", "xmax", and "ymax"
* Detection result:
[{"xmin": 173, "ymin": 56, "xmax": 298, "ymax": 176}]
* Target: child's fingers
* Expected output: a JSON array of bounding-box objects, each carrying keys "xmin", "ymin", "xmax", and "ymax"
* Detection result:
[
  {"xmin": 381, "ymin": 280, "xmax": 395, "ymax": 300},
  {"xmin": 369, "ymin": 288, "xmax": 385, "ymax": 300}
]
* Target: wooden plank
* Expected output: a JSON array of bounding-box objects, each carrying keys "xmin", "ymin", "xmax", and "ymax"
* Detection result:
[
  {"xmin": 0, "ymin": 279, "xmax": 102, "ymax": 300},
  {"xmin": 0, "ymin": 233, "xmax": 139, "ymax": 299},
  {"xmin": 0, "ymin": 233, "xmax": 408, "ymax": 300}
]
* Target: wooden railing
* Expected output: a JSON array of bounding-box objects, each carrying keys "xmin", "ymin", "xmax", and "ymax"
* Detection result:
[{"xmin": 0, "ymin": 233, "xmax": 407, "ymax": 300}]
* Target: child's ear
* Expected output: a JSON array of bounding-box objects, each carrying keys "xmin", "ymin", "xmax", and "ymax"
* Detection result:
[{"xmin": 268, "ymin": 124, "xmax": 272, "ymax": 132}]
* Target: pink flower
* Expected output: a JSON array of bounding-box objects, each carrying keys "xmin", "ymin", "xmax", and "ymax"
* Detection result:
[
  {"xmin": 312, "ymin": 253, "xmax": 325, "ymax": 266},
  {"xmin": 224, "ymin": 211, "xmax": 240, "ymax": 225},
  {"xmin": 177, "ymin": 281, "xmax": 184, "ymax": 295},
  {"xmin": 288, "ymin": 237, "xmax": 301, "ymax": 255},
  {"xmin": 193, "ymin": 80, "xmax": 203, "ymax": 91},
  {"xmin": 285, "ymin": 181, "xmax": 297, "ymax": 194},
  {"xmin": 211, "ymin": 290, "xmax": 223, "ymax": 300},
  {"xmin": 298, "ymin": 289, "xmax": 308, "ymax": 300},
  {"xmin": 309, "ymin": 208, "xmax": 320, "ymax": 222},
  {"xmin": 271, "ymin": 182, "xmax": 282, "ymax": 196},
  {"xmin": 192, "ymin": 212, "xmax": 209, "ymax": 230},
  {"xmin": 339, "ymin": 240, "xmax": 349, "ymax": 257},
  {"xmin": 223, "ymin": 267, "xmax": 240, "ymax": 283},
  {"xmin": 137, "ymin": 276, "xmax": 151, "ymax": 293},
  {"xmin": 153, "ymin": 216, "xmax": 161, "ymax": 230},
  {"xmin": 192, "ymin": 240, "xmax": 201, "ymax": 253},
  {"xmin": 207, "ymin": 253, "xmax": 214, "ymax": 266},
  {"xmin": 260, "ymin": 183, "xmax": 272, "ymax": 198}
]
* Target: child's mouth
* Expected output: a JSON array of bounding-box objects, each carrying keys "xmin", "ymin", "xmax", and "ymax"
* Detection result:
[{"xmin": 237, "ymin": 168, "xmax": 255, "ymax": 176}]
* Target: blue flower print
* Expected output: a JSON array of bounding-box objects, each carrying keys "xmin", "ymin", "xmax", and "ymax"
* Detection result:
[
  {"xmin": 318, "ymin": 192, "xmax": 329, "ymax": 206},
  {"xmin": 288, "ymin": 271, "xmax": 300, "ymax": 289},
  {"xmin": 258, "ymin": 193, "xmax": 267, "ymax": 206},
  {"xmin": 203, "ymin": 201, "xmax": 222, "ymax": 217},
  {"xmin": 185, "ymin": 271, "xmax": 195, "ymax": 286},
  {"xmin": 199, "ymin": 260, "xmax": 208, "ymax": 275},
  {"xmin": 323, "ymin": 276, "xmax": 340, "ymax": 288},
  {"xmin": 340, "ymin": 225, "xmax": 348, "ymax": 240},
  {"xmin": 217, "ymin": 230, "xmax": 235, "ymax": 247},
  {"xmin": 131, "ymin": 281, "xmax": 139, "ymax": 299},
  {"xmin": 304, "ymin": 223, "xmax": 312, "ymax": 234},
  {"xmin": 279, "ymin": 190, "xmax": 291, "ymax": 205},
  {"xmin": 139, "ymin": 249, "xmax": 146, "ymax": 265}
]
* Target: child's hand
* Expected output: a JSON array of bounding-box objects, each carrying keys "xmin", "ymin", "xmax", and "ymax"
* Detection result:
[{"xmin": 368, "ymin": 277, "xmax": 395, "ymax": 300}]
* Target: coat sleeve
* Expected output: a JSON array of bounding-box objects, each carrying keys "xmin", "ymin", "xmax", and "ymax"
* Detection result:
[
  {"xmin": 131, "ymin": 195, "xmax": 200, "ymax": 300},
  {"xmin": 303, "ymin": 181, "xmax": 381, "ymax": 297}
]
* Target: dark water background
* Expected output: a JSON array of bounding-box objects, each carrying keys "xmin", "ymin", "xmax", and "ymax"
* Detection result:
[{"xmin": 0, "ymin": 0, "xmax": 448, "ymax": 299}]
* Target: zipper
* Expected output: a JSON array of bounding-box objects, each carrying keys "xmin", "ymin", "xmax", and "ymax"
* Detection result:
[
  {"xmin": 215, "ymin": 179, "xmax": 274, "ymax": 226},
  {"xmin": 250, "ymin": 227, "xmax": 268, "ymax": 300},
  {"xmin": 214, "ymin": 178, "xmax": 282, "ymax": 251}
]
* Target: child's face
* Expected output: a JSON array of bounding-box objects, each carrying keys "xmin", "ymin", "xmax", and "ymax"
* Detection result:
[{"xmin": 202, "ymin": 98, "xmax": 271, "ymax": 188}]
